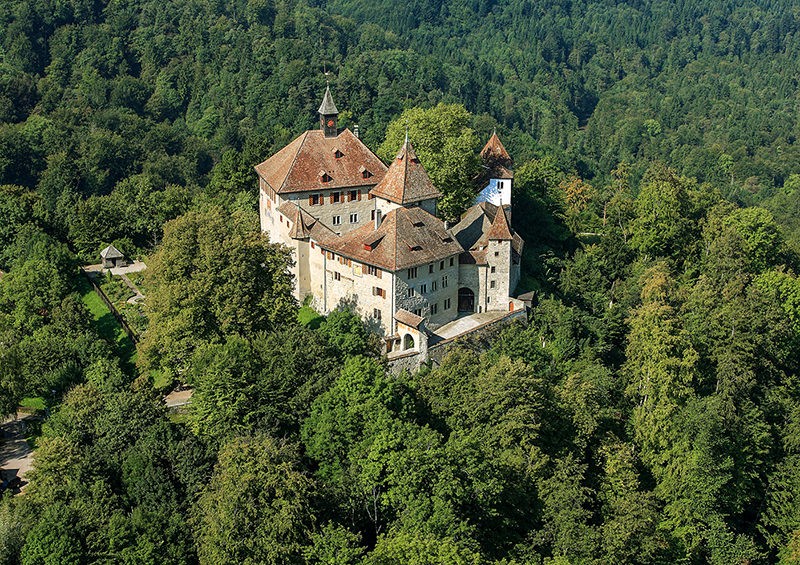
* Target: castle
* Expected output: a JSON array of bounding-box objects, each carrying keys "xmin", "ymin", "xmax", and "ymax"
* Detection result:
[{"xmin": 256, "ymin": 87, "xmax": 524, "ymax": 355}]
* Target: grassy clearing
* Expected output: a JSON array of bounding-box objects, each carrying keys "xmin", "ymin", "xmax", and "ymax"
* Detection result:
[
  {"xmin": 151, "ymin": 370, "xmax": 174, "ymax": 392},
  {"xmin": 19, "ymin": 397, "xmax": 46, "ymax": 411},
  {"xmin": 298, "ymin": 305, "xmax": 324, "ymax": 329},
  {"xmin": 77, "ymin": 275, "xmax": 137, "ymax": 367}
]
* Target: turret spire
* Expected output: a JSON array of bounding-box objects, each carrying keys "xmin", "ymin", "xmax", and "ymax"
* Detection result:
[{"xmin": 318, "ymin": 84, "xmax": 339, "ymax": 137}]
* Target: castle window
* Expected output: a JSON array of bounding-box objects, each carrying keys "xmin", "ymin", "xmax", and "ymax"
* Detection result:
[
  {"xmin": 420, "ymin": 283, "xmax": 427, "ymax": 294},
  {"xmin": 331, "ymin": 191, "xmax": 341, "ymax": 203},
  {"xmin": 309, "ymin": 193, "xmax": 321, "ymax": 205},
  {"xmin": 373, "ymin": 287, "xmax": 385, "ymax": 298},
  {"xmin": 494, "ymin": 251, "xmax": 499, "ymax": 257},
  {"xmin": 432, "ymin": 281, "xmax": 437, "ymax": 291},
  {"xmin": 332, "ymin": 215, "xmax": 341, "ymax": 226},
  {"xmin": 491, "ymin": 266, "xmax": 496, "ymax": 273},
  {"xmin": 349, "ymin": 189, "xmax": 360, "ymax": 201},
  {"xmin": 407, "ymin": 267, "xmax": 418, "ymax": 279},
  {"xmin": 350, "ymin": 213, "xmax": 359, "ymax": 224},
  {"xmin": 431, "ymin": 303, "xmax": 438, "ymax": 315},
  {"xmin": 428, "ymin": 264, "xmax": 434, "ymax": 274},
  {"xmin": 449, "ymin": 257, "xmax": 454, "ymax": 266},
  {"xmin": 444, "ymin": 298, "xmax": 451, "ymax": 310},
  {"xmin": 490, "ymin": 280, "xmax": 496, "ymax": 289},
  {"xmin": 440, "ymin": 261, "xmax": 445, "ymax": 270},
  {"xmin": 487, "ymin": 296, "xmax": 491, "ymax": 303},
  {"xmin": 442, "ymin": 275, "xmax": 449, "ymax": 288},
  {"xmin": 371, "ymin": 209, "xmax": 376, "ymax": 221},
  {"xmin": 407, "ymin": 287, "xmax": 414, "ymax": 298},
  {"xmin": 367, "ymin": 265, "xmax": 381, "ymax": 278},
  {"xmin": 373, "ymin": 308, "xmax": 381, "ymax": 320},
  {"xmin": 334, "ymin": 272, "xmax": 341, "ymax": 281},
  {"xmin": 413, "ymin": 308, "xmax": 422, "ymax": 317}
]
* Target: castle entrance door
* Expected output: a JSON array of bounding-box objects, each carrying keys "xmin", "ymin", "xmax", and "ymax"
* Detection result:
[{"xmin": 458, "ymin": 288, "xmax": 475, "ymax": 313}]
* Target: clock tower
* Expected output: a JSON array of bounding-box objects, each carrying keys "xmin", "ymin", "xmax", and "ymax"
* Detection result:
[{"xmin": 318, "ymin": 84, "xmax": 339, "ymax": 138}]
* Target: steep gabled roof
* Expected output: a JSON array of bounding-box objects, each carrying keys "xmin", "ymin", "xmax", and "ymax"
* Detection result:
[
  {"xmin": 318, "ymin": 85, "xmax": 338, "ymax": 115},
  {"xmin": 321, "ymin": 206, "xmax": 462, "ymax": 271},
  {"xmin": 255, "ymin": 129, "xmax": 387, "ymax": 194},
  {"xmin": 100, "ymin": 244, "xmax": 124, "ymax": 259},
  {"xmin": 369, "ymin": 138, "xmax": 442, "ymax": 205},
  {"xmin": 478, "ymin": 131, "xmax": 514, "ymax": 182},
  {"xmin": 486, "ymin": 204, "xmax": 513, "ymax": 241},
  {"xmin": 450, "ymin": 201, "xmax": 523, "ymax": 260},
  {"xmin": 277, "ymin": 201, "xmax": 338, "ymax": 243},
  {"xmin": 480, "ymin": 131, "xmax": 512, "ymax": 164}
]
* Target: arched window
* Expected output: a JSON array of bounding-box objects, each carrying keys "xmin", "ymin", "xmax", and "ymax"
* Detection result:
[{"xmin": 403, "ymin": 334, "xmax": 415, "ymax": 350}]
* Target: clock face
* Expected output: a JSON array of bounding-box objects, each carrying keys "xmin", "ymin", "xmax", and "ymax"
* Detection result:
[{"xmin": 327, "ymin": 119, "xmax": 335, "ymax": 127}]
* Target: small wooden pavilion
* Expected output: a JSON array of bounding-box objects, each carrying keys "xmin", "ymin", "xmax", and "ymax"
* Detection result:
[{"xmin": 100, "ymin": 245, "xmax": 126, "ymax": 269}]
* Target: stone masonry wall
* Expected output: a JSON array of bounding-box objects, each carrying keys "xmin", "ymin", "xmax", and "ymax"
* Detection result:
[{"xmin": 387, "ymin": 308, "xmax": 528, "ymax": 374}]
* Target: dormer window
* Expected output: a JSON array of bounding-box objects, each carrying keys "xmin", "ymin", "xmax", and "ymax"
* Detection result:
[
  {"xmin": 413, "ymin": 220, "xmax": 425, "ymax": 227},
  {"xmin": 359, "ymin": 165, "xmax": 372, "ymax": 179},
  {"xmin": 320, "ymin": 171, "xmax": 332, "ymax": 183},
  {"xmin": 333, "ymin": 148, "xmax": 344, "ymax": 159}
]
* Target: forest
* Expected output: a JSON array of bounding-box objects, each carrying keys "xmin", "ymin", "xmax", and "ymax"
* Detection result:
[{"xmin": 3, "ymin": 0, "xmax": 800, "ymax": 563}]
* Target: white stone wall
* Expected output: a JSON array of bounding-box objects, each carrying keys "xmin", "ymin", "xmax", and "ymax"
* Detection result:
[
  {"xmin": 288, "ymin": 188, "xmax": 377, "ymax": 234},
  {"xmin": 318, "ymin": 252, "xmax": 393, "ymax": 336},
  {"xmin": 475, "ymin": 178, "xmax": 512, "ymax": 207},
  {"xmin": 394, "ymin": 255, "xmax": 460, "ymax": 330},
  {"xmin": 374, "ymin": 196, "xmax": 402, "ymax": 219},
  {"xmin": 307, "ymin": 240, "xmax": 326, "ymax": 306}
]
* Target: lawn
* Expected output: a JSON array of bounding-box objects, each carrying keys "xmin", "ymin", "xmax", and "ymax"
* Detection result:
[{"xmin": 77, "ymin": 275, "xmax": 137, "ymax": 368}]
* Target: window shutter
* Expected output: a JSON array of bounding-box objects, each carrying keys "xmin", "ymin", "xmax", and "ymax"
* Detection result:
[
  {"xmin": 330, "ymin": 194, "xmax": 334, "ymax": 204},
  {"xmin": 357, "ymin": 190, "xmax": 362, "ymax": 201},
  {"xmin": 309, "ymin": 195, "xmax": 313, "ymax": 205}
]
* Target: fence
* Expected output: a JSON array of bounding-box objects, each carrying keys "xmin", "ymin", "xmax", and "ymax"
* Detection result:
[{"xmin": 81, "ymin": 269, "xmax": 139, "ymax": 344}]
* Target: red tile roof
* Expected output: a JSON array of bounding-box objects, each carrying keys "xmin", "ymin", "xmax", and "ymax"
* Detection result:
[
  {"xmin": 255, "ymin": 129, "xmax": 387, "ymax": 194},
  {"xmin": 395, "ymin": 309, "xmax": 425, "ymax": 329},
  {"xmin": 369, "ymin": 139, "xmax": 442, "ymax": 205},
  {"xmin": 486, "ymin": 204, "xmax": 514, "ymax": 241},
  {"xmin": 452, "ymin": 202, "xmax": 524, "ymax": 259},
  {"xmin": 321, "ymin": 206, "xmax": 462, "ymax": 271},
  {"xmin": 480, "ymin": 131, "xmax": 512, "ymax": 164}
]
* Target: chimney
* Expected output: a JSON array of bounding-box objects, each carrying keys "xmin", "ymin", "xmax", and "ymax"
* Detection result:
[
  {"xmin": 353, "ymin": 124, "xmax": 360, "ymax": 139},
  {"xmin": 374, "ymin": 208, "xmax": 382, "ymax": 229}
]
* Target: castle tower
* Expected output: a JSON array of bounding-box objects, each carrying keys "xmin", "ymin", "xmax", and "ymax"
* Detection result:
[
  {"xmin": 369, "ymin": 136, "xmax": 442, "ymax": 217},
  {"xmin": 318, "ymin": 84, "xmax": 339, "ymax": 138},
  {"xmin": 476, "ymin": 130, "xmax": 514, "ymax": 207}
]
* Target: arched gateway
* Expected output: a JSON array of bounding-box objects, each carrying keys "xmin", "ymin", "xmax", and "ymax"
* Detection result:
[{"xmin": 458, "ymin": 287, "xmax": 475, "ymax": 313}]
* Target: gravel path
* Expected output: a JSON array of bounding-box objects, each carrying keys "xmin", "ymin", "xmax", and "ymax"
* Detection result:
[{"xmin": 1, "ymin": 416, "xmax": 36, "ymax": 493}]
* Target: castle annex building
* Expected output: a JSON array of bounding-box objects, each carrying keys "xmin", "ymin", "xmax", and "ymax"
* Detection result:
[{"xmin": 256, "ymin": 87, "xmax": 524, "ymax": 355}]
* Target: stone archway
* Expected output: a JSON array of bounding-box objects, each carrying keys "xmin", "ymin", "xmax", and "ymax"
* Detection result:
[{"xmin": 458, "ymin": 287, "xmax": 475, "ymax": 313}]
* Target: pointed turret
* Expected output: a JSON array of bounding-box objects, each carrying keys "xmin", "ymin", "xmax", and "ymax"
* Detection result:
[
  {"xmin": 486, "ymin": 205, "xmax": 513, "ymax": 241},
  {"xmin": 369, "ymin": 137, "xmax": 442, "ymax": 206},
  {"xmin": 318, "ymin": 85, "xmax": 339, "ymax": 137},
  {"xmin": 480, "ymin": 130, "xmax": 512, "ymax": 166}
]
